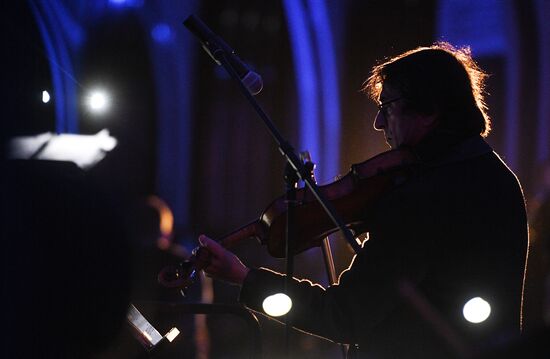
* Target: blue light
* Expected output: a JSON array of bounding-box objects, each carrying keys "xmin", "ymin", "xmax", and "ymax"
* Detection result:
[
  {"xmin": 29, "ymin": 1, "xmax": 79, "ymax": 133},
  {"xmin": 151, "ymin": 23, "xmax": 173, "ymax": 44},
  {"xmin": 436, "ymin": 0, "xmax": 507, "ymax": 57},
  {"xmin": 308, "ymin": 0, "xmax": 341, "ymax": 182},
  {"xmin": 109, "ymin": 0, "xmax": 128, "ymax": 6},
  {"xmin": 108, "ymin": 0, "xmax": 144, "ymax": 8},
  {"xmin": 283, "ymin": 0, "xmax": 341, "ymax": 183},
  {"xmin": 283, "ymin": 0, "xmax": 320, "ymax": 175}
]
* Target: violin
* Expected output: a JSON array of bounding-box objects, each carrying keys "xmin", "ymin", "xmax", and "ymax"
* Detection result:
[{"xmin": 158, "ymin": 148, "xmax": 420, "ymax": 290}]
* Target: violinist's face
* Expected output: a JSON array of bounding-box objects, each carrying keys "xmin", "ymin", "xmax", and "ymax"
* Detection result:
[{"xmin": 373, "ymin": 85, "xmax": 437, "ymax": 149}]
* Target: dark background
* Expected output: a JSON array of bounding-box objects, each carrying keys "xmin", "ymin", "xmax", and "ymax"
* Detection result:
[{"xmin": 2, "ymin": 1, "xmax": 549, "ymax": 358}]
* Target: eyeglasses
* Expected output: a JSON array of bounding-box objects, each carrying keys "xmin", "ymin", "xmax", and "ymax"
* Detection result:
[{"xmin": 377, "ymin": 97, "xmax": 402, "ymax": 112}]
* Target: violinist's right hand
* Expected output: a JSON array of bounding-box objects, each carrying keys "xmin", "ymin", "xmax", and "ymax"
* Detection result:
[{"xmin": 196, "ymin": 235, "xmax": 250, "ymax": 286}]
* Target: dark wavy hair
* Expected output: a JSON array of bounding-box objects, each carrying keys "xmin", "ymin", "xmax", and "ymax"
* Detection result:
[{"xmin": 364, "ymin": 42, "xmax": 491, "ymax": 137}]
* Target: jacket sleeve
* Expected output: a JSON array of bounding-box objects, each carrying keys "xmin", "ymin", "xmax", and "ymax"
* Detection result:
[{"xmin": 238, "ymin": 182, "xmax": 435, "ymax": 344}]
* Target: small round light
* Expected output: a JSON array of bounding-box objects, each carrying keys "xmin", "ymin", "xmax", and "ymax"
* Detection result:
[
  {"xmin": 87, "ymin": 90, "xmax": 110, "ymax": 114},
  {"xmin": 463, "ymin": 297, "xmax": 491, "ymax": 323},
  {"xmin": 262, "ymin": 293, "xmax": 292, "ymax": 317},
  {"xmin": 42, "ymin": 90, "xmax": 50, "ymax": 103}
]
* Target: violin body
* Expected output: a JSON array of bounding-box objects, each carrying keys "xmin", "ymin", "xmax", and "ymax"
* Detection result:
[
  {"xmin": 158, "ymin": 148, "xmax": 419, "ymax": 289},
  {"xmin": 221, "ymin": 148, "xmax": 420, "ymax": 257}
]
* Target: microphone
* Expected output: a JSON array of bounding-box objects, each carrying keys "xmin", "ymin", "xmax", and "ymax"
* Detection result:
[{"xmin": 184, "ymin": 15, "xmax": 263, "ymax": 95}]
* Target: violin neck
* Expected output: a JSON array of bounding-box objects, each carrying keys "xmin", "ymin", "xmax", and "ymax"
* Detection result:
[{"xmin": 218, "ymin": 220, "xmax": 264, "ymax": 248}]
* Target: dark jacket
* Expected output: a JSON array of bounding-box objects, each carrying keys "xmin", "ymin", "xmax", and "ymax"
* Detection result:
[{"xmin": 239, "ymin": 135, "xmax": 528, "ymax": 358}]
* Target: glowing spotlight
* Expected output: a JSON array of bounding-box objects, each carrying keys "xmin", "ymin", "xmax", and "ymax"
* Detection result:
[
  {"xmin": 42, "ymin": 90, "xmax": 50, "ymax": 103},
  {"xmin": 108, "ymin": 0, "xmax": 143, "ymax": 7},
  {"xmin": 463, "ymin": 297, "xmax": 491, "ymax": 323},
  {"xmin": 262, "ymin": 293, "xmax": 292, "ymax": 317},
  {"xmin": 87, "ymin": 90, "xmax": 110, "ymax": 114}
]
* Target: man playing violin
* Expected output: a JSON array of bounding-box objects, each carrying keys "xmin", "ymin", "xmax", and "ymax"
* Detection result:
[{"xmin": 196, "ymin": 42, "xmax": 528, "ymax": 358}]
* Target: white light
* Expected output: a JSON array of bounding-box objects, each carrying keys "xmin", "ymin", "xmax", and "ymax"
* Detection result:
[
  {"xmin": 463, "ymin": 297, "xmax": 491, "ymax": 323},
  {"xmin": 165, "ymin": 327, "xmax": 180, "ymax": 342},
  {"xmin": 262, "ymin": 293, "xmax": 292, "ymax": 317},
  {"xmin": 42, "ymin": 90, "xmax": 50, "ymax": 103},
  {"xmin": 87, "ymin": 90, "xmax": 110, "ymax": 114},
  {"xmin": 8, "ymin": 129, "xmax": 117, "ymax": 170}
]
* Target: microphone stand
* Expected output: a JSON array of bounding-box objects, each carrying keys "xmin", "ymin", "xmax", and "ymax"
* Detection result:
[
  {"xmin": 283, "ymin": 162, "xmax": 299, "ymax": 358},
  {"xmin": 190, "ymin": 31, "xmax": 361, "ymax": 256},
  {"xmin": 302, "ymin": 153, "xmax": 348, "ymax": 359},
  {"xmin": 184, "ymin": 14, "xmax": 362, "ymax": 358},
  {"xmin": 223, "ymin": 50, "xmax": 361, "ymax": 359}
]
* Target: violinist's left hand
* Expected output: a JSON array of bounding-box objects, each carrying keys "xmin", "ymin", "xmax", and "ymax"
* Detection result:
[{"xmin": 196, "ymin": 235, "xmax": 250, "ymax": 286}]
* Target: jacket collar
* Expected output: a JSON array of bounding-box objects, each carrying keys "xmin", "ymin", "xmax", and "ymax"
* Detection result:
[{"xmin": 408, "ymin": 131, "xmax": 493, "ymax": 167}]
